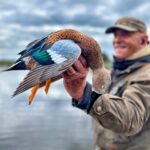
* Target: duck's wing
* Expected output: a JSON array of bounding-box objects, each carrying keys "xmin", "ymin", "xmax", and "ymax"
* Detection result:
[
  {"xmin": 17, "ymin": 36, "xmax": 50, "ymax": 61},
  {"xmin": 12, "ymin": 60, "xmax": 73, "ymax": 97},
  {"xmin": 17, "ymin": 39, "xmax": 38, "ymax": 57},
  {"xmin": 4, "ymin": 39, "xmax": 42, "ymax": 71},
  {"xmin": 12, "ymin": 39, "xmax": 81, "ymax": 97},
  {"xmin": 9, "ymin": 37, "xmax": 52, "ymax": 70}
]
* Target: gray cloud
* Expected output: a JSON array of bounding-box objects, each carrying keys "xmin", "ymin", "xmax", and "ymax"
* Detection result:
[
  {"xmin": 0, "ymin": 0, "xmax": 150, "ymax": 60},
  {"xmin": 0, "ymin": 0, "xmax": 113, "ymax": 27},
  {"xmin": 112, "ymin": 0, "xmax": 143, "ymax": 11}
]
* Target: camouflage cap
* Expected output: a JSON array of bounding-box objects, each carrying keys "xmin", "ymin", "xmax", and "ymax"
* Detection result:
[{"xmin": 105, "ymin": 17, "xmax": 147, "ymax": 34}]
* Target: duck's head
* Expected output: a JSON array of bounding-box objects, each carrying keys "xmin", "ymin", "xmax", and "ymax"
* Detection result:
[{"xmin": 92, "ymin": 67, "xmax": 111, "ymax": 94}]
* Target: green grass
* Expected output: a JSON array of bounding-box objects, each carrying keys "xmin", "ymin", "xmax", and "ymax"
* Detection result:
[
  {"xmin": 105, "ymin": 61, "xmax": 112, "ymax": 69},
  {"xmin": 0, "ymin": 60, "xmax": 14, "ymax": 67}
]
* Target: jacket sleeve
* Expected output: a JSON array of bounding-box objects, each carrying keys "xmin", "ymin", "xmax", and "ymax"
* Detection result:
[
  {"xmin": 89, "ymin": 81, "xmax": 150, "ymax": 136},
  {"xmin": 72, "ymin": 82, "xmax": 92, "ymax": 110}
]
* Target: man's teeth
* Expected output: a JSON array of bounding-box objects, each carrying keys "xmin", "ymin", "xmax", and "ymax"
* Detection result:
[{"xmin": 116, "ymin": 45, "xmax": 125, "ymax": 48}]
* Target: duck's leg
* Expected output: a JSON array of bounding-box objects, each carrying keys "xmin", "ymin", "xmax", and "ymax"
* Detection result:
[
  {"xmin": 28, "ymin": 84, "xmax": 39, "ymax": 105},
  {"xmin": 44, "ymin": 79, "xmax": 52, "ymax": 94},
  {"xmin": 44, "ymin": 75, "xmax": 63, "ymax": 94}
]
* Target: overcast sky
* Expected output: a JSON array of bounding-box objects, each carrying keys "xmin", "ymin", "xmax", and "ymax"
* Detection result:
[{"xmin": 0, "ymin": 0, "xmax": 150, "ymax": 60}]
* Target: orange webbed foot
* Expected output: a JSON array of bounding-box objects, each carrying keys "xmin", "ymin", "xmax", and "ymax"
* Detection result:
[
  {"xmin": 44, "ymin": 79, "xmax": 52, "ymax": 94},
  {"xmin": 28, "ymin": 84, "xmax": 39, "ymax": 105}
]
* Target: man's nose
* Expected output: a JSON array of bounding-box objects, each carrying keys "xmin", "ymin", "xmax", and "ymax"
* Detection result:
[{"xmin": 113, "ymin": 35, "xmax": 122, "ymax": 43}]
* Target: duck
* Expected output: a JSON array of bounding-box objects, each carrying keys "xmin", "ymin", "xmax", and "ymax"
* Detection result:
[{"xmin": 5, "ymin": 29, "xmax": 110, "ymax": 104}]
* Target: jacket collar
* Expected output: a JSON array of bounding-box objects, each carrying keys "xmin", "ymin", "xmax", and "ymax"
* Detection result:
[{"xmin": 127, "ymin": 45, "xmax": 150, "ymax": 60}]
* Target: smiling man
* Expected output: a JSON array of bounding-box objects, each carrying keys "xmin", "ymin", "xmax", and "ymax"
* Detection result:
[{"xmin": 63, "ymin": 17, "xmax": 150, "ymax": 150}]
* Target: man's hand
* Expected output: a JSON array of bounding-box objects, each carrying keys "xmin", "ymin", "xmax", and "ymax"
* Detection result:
[{"xmin": 62, "ymin": 56, "xmax": 89, "ymax": 101}]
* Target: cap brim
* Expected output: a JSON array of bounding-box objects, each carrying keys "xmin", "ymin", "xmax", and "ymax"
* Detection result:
[{"xmin": 105, "ymin": 24, "xmax": 137, "ymax": 34}]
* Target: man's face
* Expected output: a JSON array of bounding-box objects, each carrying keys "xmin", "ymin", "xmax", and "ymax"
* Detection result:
[{"xmin": 113, "ymin": 29, "xmax": 145, "ymax": 59}]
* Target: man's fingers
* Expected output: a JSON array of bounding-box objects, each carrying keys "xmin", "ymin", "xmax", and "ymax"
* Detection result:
[
  {"xmin": 62, "ymin": 55, "xmax": 89, "ymax": 80},
  {"xmin": 79, "ymin": 56, "xmax": 88, "ymax": 68},
  {"xmin": 62, "ymin": 67, "xmax": 76, "ymax": 78},
  {"xmin": 66, "ymin": 67, "xmax": 76, "ymax": 76},
  {"xmin": 73, "ymin": 61, "xmax": 84, "ymax": 73},
  {"xmin": 72, "ymin": 58, "xmax": 89, "ymax": 73}
]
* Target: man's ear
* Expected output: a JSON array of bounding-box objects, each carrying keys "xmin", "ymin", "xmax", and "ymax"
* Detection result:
[
  {"xmin": 140, "ymin": 38, "xmax": 145, "ymax": 45},
  {"xmin": 140, "ymin": 34, "xmax": 148, "ymax": 45}
]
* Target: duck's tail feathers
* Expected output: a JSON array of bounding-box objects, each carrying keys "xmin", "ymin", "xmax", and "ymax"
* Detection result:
[{"xmin": 3, "ymin": 61, "xmax": 26, "ymax": 71}]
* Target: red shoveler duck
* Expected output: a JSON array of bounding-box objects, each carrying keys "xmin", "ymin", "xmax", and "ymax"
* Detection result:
[{"xmin": 5, "ymin": 29, "xmax": 110, "ymax": 104}]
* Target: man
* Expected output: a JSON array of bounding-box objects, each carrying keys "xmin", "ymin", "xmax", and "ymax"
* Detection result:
[{"xmin": 63, "ymin": 17, "xmax": 150, "ymax": 150}]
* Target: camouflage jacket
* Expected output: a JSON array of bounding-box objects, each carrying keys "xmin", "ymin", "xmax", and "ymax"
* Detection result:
[{"xmin": 72, "ymin": 47, "xmax": 150, "ymax": 150}]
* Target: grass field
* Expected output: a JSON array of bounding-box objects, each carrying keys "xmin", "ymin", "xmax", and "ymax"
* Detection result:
[{"xmin": 0, "ymin": 60, "xmax": 15, "ymax": 67}]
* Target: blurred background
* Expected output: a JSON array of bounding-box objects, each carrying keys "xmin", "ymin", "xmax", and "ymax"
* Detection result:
[{"xmin": 0, "ymin": 0, "xmax": 150, "ymax": 150}]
